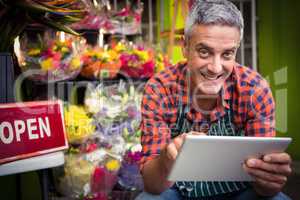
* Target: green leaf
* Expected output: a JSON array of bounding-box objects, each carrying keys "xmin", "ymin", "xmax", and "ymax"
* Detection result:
[
  {"xmin": 0, "ymin": 0, "xmax": 85, "ymax": 52},
  {"xmin": 48, "ymin": 14, "xmax": 83, "ymax": 24},
  {"xmin": 33, "ymin": 0, "xmax": 85, "ymax": 14}
]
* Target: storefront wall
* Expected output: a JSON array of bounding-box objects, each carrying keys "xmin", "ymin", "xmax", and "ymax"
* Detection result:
[{"xmin": 257, "ymin": 0, "xmax": 300, "ymax": 160}]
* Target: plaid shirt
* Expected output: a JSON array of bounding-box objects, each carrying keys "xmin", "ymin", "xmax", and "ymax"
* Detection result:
[{"xmin": 140, "ymin": 62, "xmax": 275, "ymax": 170}]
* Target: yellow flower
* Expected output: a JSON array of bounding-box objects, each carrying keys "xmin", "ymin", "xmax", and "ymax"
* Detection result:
[
  {"xmin": 61, "ymin": 47, "xmax": 69, "ymax": 53},
  {"xmin": 155, "ymin": 62, "xmax": 165, "ymax": 72},
  {"xmin": 114, "ymin": 42, "xmax": 126, "ymax": 52},
  {"xmin": 40, "ymin": 58, "xmax": 55, "ymax": 71},
  {"xmin": 133, "ymin": 49, "xmax": 149, "ymax": 61},
  {"xmin": 53, "ymin": 45, "xmax": 58, "ymax": 51},
  {"xmin": 28, "ymin": 48, "xmax": 41, "ymax": 56},
  {"xmin": 101, "ymin": 51, "xmax": 110, "ymax": 61},
  {"xmin": 105, "ymin": 159, "xmax": 120, "ymax": 171},
  {"xmin": 108, "ymin": 50, "xmax": 118, "ymax": 61},
  {"xmin": 64, "ymin": 105, "xmax": 95, "ymax": 143},
  {"xmin": 94, "ymin": 50, "xmax": 104, "ymax": 59},
  {"xmin": 83, "ymin": 48, "xmax": 94, "ymax": 57},
  {"xmin": 70, "ymin": 56, "xmax": 81, "ymax": 70},
  {"xmin": 157, "ymin": 53, "xmax": 163, "ymax": 62}
]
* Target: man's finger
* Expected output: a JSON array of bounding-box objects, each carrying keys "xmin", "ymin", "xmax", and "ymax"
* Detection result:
[
  {"xmin": 253, "ymin": 177, "xmax": 283, "ymax": 192},
  {"xmin": 246, "ymin": 158, "xmax": 292, "ymax": 176},
  {"xmin": 263, "ymin": 153, "xmax": 292, "ymax": 164},
  {"xmin": 243, "ymin": 164, "xmax": 287, "ymax": 184}
]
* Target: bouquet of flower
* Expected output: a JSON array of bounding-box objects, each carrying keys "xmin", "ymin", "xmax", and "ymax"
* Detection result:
[
  {"xmin": 84, "ymin": 81, "xmax": 142, "ymax": 137},
  {"xmin": 71, "ymin": 0, "xmax": 112, "ymax": 30},
  {"xmin": 108, "ymin": 0, "xmax": 143, "ymax": 35},
  {"xmin": 64, "ymin": 105, "xmax": 96, "ymax": 144},
  {"xmin": 19, "ymin": 34, "xmax": 84, "ymax": 82},
  {"xmin": 56, "ymin": 103, "xmax": 126, "ymax": 199},
  {"xmin": 84, "ymin": 81, "xmax": 144, "ymax": 192},
  {"xmin": 56, "ymin": 135, "xmax": 125, "ymax": 199},
  {"xmin": 119, "ymin": 45, "xmax": 155, "ymax": 78},
  {"xmin": 80, "ymin": 47, "xmax": 121, "ymax": 79},
  {"xmin": 117, "ymin": 143, "xmax": 144, "ymax": 191}
]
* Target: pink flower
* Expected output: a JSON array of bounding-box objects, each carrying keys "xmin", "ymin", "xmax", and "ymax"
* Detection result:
[
  {"xmin": 126, "ymin": 151, "xmax": 142, "ymax": 163},
  {"xmin": 115, "ymin": 7, "xmax": 130, "ymax": 17},
  {"xmin": 141, "ymin": 60, "xmax": 155, "ymax": 77},
  {"xmin": 134, "ymin": 13, "xmax": 141, "ymax": 22}
]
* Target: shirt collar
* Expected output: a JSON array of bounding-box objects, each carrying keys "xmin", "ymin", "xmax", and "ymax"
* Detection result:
[
  {"xmin": 177, "ymin": 62, "xmax": 189, "ymax": 105},
  {"xmin": 222, "ymin": 64, "xmax": 238, "ymax": 109},
  {"xmin": 179, "ymin": 63, "xmax": 237, "ymax": 121}
]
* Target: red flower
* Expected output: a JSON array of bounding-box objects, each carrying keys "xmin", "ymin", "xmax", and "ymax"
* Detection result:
[{"xmin": 91, "ymin": 167, "xmax": 117, "ymax": 194}]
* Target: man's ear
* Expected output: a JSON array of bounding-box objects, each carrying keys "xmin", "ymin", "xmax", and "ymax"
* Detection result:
[{"xmin": 182, "ymin": 36, "xmax": 188, "ymax": 58}]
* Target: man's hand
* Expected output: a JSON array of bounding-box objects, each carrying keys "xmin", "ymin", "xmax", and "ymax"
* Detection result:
[
  {"xmin": 161, "ymin": 131, "xmax": 206, "ymax": 175},
  {"xmin": 160, "ymin": 133, "xmax": 186, "ymax": 176},
  {"xmin": 243, "ymin": 152, "xmax": 292, "ymax": 197}
]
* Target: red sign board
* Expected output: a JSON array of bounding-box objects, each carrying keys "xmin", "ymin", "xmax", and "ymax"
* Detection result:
[{"xmin": 0, "ymin": 100, "xmax": 68, "ymax": 164}]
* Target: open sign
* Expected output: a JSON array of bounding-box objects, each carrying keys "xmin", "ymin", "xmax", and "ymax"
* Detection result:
[{"xmin": 0, "ymin": 101, "xmax": 68, "ymax": 164}]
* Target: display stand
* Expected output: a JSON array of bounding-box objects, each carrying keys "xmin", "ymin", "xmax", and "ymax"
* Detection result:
[
  {"xmin": 0, "ymin": 152, "xmax": 65, "ymax": 200},
  {"xmin": 0, "ymin": 56, "xmax": 66, "ymax": 199},
  {"xmin": 0, "ymin": 152, "xmax": 64, "ymax": 176}
]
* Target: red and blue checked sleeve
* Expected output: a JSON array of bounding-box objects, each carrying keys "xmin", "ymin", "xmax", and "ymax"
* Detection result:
[
  {"xmin": 139, "ymin": 80, "xmax": 172, "ymax": 171},
  {"xmin": 245, "ymin": 79, "xmax": 276, "ymax": 137}
]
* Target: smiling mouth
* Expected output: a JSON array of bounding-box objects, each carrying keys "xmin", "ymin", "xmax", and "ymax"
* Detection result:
[{"xmin": 200, "ymin": 72, "xmax": 223, "ymax": 80}]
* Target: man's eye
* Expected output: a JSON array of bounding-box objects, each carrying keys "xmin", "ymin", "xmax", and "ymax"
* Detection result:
[
  {"xmin": 223, "ymin": 52, "xmax": 234, "ymax": 59},
  {"xmin": 198, "ymin": 49, "xmax": 210, "ymax": 58}
]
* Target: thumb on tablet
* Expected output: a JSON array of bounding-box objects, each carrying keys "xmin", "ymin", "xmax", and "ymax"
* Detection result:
[
  {"xmin": 166, "ymin": 142, "xmax": 178, "ymax": 161},
  {"xmin": 173, "ymin": 133, "xmax": 187, "ymax": 150},
  {"xmin": 188, "ymin": 131, "xmax": 207, "ymax": 136}
]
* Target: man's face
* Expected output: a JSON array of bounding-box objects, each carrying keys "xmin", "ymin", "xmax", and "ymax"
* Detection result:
[{"xmin": 183, "ymin": 24, "xmax": 240, "ymax": 96}]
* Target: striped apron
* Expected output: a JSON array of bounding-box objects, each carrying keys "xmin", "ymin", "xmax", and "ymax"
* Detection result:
[{"xmin": 171, "ymin": 92, "xmax": 250, "ymax": 198}]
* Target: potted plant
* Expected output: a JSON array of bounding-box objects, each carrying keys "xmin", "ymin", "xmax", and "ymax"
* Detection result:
[{"xmin": 0, "ymin": 0, "xmax": 85, "ymax": 102}]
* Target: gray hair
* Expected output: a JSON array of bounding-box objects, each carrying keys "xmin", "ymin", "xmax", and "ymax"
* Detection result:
[{"xmin": 184, "ymin": 0, "xmax": 244, "ymax": 41}]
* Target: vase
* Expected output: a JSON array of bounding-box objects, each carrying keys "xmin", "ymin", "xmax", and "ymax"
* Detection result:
[{"xmin": 0, "ymin": 53, "xmax": 15, "ymax": 103}]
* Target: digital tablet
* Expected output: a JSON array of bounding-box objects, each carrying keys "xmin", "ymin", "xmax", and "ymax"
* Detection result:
[{"xmin": 168, "ymin": 135, "xmax": 292, "ymax": 182}]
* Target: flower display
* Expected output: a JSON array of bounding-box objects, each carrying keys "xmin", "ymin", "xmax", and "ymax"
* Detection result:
[
  {"xmin": 55, "ymin": 101, "xmax": 129, "ymax": 199},
  {"xmin": 71, "ymin": 0, "xmax": 143, "ymax": 35},
  {"xmin": 84, "ymin": 81, "xmax": 144, "ymax": 192},
  {"xmin": 19, "ymin": 34, "xmax": 85, "ymax": 82},
  {"xmin": 80, "ymin": 47, "xmax": 121, "ymax": 79},
  {"xmin": 55, "ymin": 124, "xmax": 125, "ymax": 199}
]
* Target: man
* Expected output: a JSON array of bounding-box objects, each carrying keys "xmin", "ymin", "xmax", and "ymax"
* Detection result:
[{"xmin": 136, "ymin": 0, "xmax": 292, "ymax": 200}]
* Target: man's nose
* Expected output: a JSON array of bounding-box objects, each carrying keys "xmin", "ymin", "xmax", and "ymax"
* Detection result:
[{"xmin": 207, "ymin": 56, "xmax": 222, "ymax": 74}]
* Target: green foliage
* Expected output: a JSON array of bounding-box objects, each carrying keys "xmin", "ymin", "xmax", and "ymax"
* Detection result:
[{"xmin": 0, "ymin": 0, "xmax": 85, "ymax": 52}]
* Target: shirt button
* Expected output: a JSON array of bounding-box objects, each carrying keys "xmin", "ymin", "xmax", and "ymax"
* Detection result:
[{"xmin": 200, "ymin": 122, "xmax": 210, "ymax": 133}]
